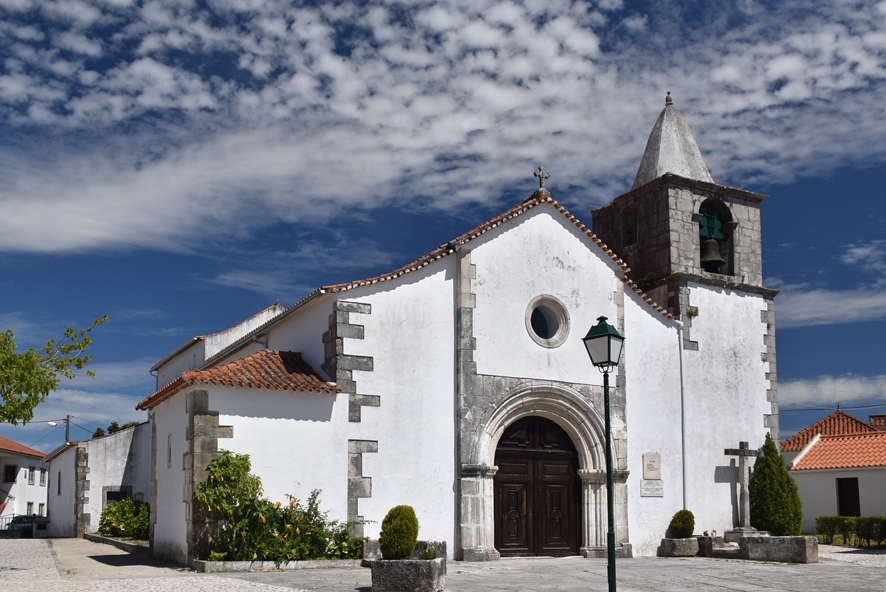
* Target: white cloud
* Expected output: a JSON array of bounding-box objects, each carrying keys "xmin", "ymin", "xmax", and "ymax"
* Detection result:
[
  {"xmin": 0, "ymin": 0, "xmax": 884, "ymax": 256},
  {"xmin": 780, "ymin": 374, "xmax": 886, "ymax": 407}
]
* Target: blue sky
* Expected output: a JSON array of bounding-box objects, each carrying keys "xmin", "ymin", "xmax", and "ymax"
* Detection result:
[{"xmin": 1, "ymin": 0, "xmax": 885, "ymax": 452}]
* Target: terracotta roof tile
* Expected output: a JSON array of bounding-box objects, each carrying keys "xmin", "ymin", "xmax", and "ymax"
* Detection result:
[
  {"xmin": 0, "ymin": 435, "xmax": 46, "ymax": 458},
  {"xmin": 137, "ymin": 350, "xmax": 339, "ymax": 411},
  {"xmin": 781, "ymin": 410, "xmax": 877, "ymax": 452},
  {"xmin": 870, "ymin": 414, "xmax": 886, "ymax": 430},
  {"xmin": 791, "ymin": 432, "xmax": 886, "ymax": 471},
  {"xmin": 321, "ymin": 191, "xmax": 675, "ymax": 321}
]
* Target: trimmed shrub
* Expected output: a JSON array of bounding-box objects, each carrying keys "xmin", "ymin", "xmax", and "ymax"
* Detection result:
[
  {"xmin": 668, "ymin": 509, "xmax": 695, "ymax": 539},
  {"xmin": 837, "ymin": 516, "xmax": 857, "ymax": 545},
  {"xmin": 815, "ymin": 516, "xmax": 842, "ymax": 544},
  {"xmin": 379, "ymin": 505, "xmax": 419, "ymax": 559},
  {"xmin": 98, "ymin": 497, "xmax": 149, "ymax": 539},
  {"xmin": 855, "ymin": 517, "xmax": 880, "ymax": 547},
  {"xmin": 749, "ymin": 433, "xmax": 802, "ymax": 536}
]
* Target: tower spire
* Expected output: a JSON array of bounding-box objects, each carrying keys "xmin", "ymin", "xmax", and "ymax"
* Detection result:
[{"xmin": 631, "ymin": 93, "xmax": 714, "ymax": 191}]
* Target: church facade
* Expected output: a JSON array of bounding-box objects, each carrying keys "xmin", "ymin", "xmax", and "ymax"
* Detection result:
[{"xmin": 138, "ymin": 95, "xmax": 779, "ymax": 564}]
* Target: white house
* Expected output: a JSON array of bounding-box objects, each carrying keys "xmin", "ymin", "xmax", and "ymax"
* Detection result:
[
  {"xmin": 43, "ymin": 421, "xmax": 151, "ymax": 537},
  {"xmin": 0, "ymin": 435, "xmax": 49, "ymax": 524},
  {"xmin": 791, "ymin": 431, "xmax": 886, "ymax": 534},
  {"xmin": 781, "ymin": 408, "xmax": 879, "ymax": 466},
  {"xmin": 138, "ymin": 95, "xmax": 779, "ymax": 565}
]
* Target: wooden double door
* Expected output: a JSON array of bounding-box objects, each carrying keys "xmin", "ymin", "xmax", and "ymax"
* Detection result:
[{"xmin": 494, "ymin": 416, "xmax": 580, "ymax": 556}]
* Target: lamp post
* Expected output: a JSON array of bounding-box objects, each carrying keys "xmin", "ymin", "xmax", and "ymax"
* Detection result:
[{"xmin": 582, "ymin": 316, "xmax": 625, "ymax": 592}]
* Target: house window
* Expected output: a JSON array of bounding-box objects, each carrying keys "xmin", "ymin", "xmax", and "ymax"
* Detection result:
[
  {"xmin": 4, "ymin": 465, "xmax": 17, "ymax": 483},
  {"xmin": 58, "ymin": 471, "xmax": 61, "ymax": 496},
  {"xmin": 525, "ymin": 295, "xmax": 570, "ymax": 348},
  {"xmin": 28, "ymin": 467, "xmax": 35, "ymax": 485},
  {"xmin": 40, "ymin": 469, "xmax": 46, "ymax": 486},
  {"xmin": 26, "ymin": 502, "xmax": 33, "ymax": 515},
  {"xmin": 38, "ymin": 503, "xmax": 45, "ymax": 516}
]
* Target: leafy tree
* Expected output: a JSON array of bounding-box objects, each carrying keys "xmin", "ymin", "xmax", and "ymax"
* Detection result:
[
  {"xmin": 92, "ymin": 427, "xmax": 106, "ymax": 438},
  {"xmin": 107, "ymin": 421, "xmax": 120, "ymax": 434},
  {"xmin": 749, "ymin": 433, "xmax": 803, "ymax": 536},
  {"xmin": 0, "ymin": 316, "xmax": 107, "ymax": 425}
]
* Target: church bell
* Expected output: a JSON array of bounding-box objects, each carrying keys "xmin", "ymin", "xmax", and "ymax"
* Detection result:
[{"xmin": 700, "ymin": 238, "xmax": 726, "ymax": 272}]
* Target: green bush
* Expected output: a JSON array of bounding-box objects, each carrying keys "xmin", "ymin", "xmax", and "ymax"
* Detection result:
[
  {"xmin": 379, "ymin": 505, "xmax": 419, "ymax": 559},
  {"xmin": 855, "ymin": 517, "xmax": 880, "ymax": 547},
  {"xmin": 195, "ymin": 450, "xmax": 364, "ymax": 561},
  {"xmin": 97, "ymin": 497, "xmax": 149, "ymax": 539},
  {"xmin": 749, "ymin": 434, "xmax": 802, "ymax": 536},
  {"xmin": 837, "ymin": 516, "xmax": 857, "ymax": 545},
  {"xmin": 815, "ymin": 516, "xmax": 842, "ymax": 544},
  {"xmin": 668, "ymin": 509, "xmax": 695, "ymax": 538}
]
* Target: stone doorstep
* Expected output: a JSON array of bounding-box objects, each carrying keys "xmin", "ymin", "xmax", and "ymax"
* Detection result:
[
  {"xmin": 83, "ymin": 532, "xmax": 149, "ymax": 558},
  {"xmin": 192, "ymin": 558, "xmax": 363, "ymax": 573}
]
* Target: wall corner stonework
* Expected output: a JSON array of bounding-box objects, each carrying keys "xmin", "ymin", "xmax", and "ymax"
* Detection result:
[{"xmin": 322, "ymin": 300, "xmax": 378, "ymax": 422}]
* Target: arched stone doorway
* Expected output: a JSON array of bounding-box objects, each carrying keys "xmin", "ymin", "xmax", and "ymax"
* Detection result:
[{"xmin": 494, "ymin": 416, "xmax": 580, "ymax": 556}]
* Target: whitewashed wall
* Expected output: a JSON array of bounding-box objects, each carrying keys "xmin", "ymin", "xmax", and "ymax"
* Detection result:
[
  {"xmin": 792, "ymin": 468, "xmax": 886, "ymax": 533},
  {"xmin": 680, "ymin": 283, "xmax": 771, "ymax": 535},
  {"xmin": 213, "ymin": 385, "xmax": 348, "ymax": 521},
  {"xmin": 156, "ymin": 341, "xmax": 204, "ymax": 390},
  {"xmin": 623, "ymin": 292, "xmax": 683, "ymax": 557},
  {"xmin": 471, "ymin": 209, "xmax": 621, "ymax": 384},
  {"xmin": 81, "ymin": 423, "xmax": 152, "ymax": 532},
  {"xmin": 152, "ymin": 394, "xmax": 189, "ymax": 564},
  {"xmin": 342, "ymin": 262, "xmax": 457, "ymax": 551},
  {"xmin": 46, "ymin": 447, "xmax": 76, "ymax": 537}
]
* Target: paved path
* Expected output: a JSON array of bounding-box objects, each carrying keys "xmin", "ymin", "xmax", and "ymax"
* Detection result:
[{"xmin": 3, "ymin": 538, "xmax": 886, "ymax": 592}]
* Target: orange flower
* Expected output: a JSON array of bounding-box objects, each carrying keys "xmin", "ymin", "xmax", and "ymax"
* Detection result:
[
  {"xmin": 289, "ymin": 500, "xmax": 295, "ymax": 508},
  {"xmin": 259, "ymin": 516, "xmax": 265, "ymax": 523},
  {"xmin": 296, "ymin": 528, "xmax": 300, "ymax": 534},
  {"xmin": 286, "ymin": 524, "xmax": 291, "ymax": 529},
  {"xmin": 274, "ymin": 501, "xmax": 281, "ymax": 508},
  {"xmin": 273, "ymin": 529, "xmax": 279, "ymax": 537}
]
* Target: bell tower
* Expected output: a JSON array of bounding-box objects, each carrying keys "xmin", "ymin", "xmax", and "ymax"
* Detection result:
[{"xmin": 591, "ymin": 93, "xmax": 776, "ymax": 321}]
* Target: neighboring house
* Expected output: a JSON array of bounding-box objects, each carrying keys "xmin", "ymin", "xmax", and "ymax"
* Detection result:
[
  {"xmin": 43, "ymin": 421, "xmax": 151, "ymax": 537},
  {"xmin": 138, "ymin": 95, "xmax": 780, "ymax": 565},
  {"xmin": 790, "ymin": 430, "xmax": 886, "ymax": 534},
  {"xmin": 0, "ymin": 436, "xmax": 49, "ymax": 522},
  {"xmin": 781, "ymin": 408, "xmax": 880, "ymax": 466}
]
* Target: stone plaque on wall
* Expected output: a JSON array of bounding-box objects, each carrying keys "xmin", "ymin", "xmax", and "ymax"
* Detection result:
[
  {"xmin": 641, "ymin": 480, "xmax": 664, "ymax": 497},
  {"xmin": 643, "ymin": 453, "xmax": 661, "ymax": 480}
]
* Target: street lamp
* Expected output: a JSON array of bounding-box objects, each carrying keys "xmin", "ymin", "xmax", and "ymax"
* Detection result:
[{"xmin": 582, "ymin": 316, "xmax": 625, "ymax": 592}]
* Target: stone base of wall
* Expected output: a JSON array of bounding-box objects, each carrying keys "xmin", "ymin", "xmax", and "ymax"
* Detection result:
[
  {"xmin": 461, "ymin": 546, "xmax": 500, "ymax": 561},
  {"xmin": 582, "ymin": 543, "xmax": 633, "ymax": 558}
]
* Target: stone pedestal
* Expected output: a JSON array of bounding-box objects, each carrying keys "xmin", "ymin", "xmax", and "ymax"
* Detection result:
[
  {"xmin": 724, "ymin": 527, "xmax": 767, "ymax": 544},
  {"xmin": 370, "ymin": 558, "xmax": 446, "ymax": 592},
  {"xmin": 658, "ymin": 538, "xmax": 699, "ymax": 557}
]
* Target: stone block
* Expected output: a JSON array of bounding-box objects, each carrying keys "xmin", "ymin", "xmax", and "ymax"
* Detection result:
[
  {"xmin": 348, "ymin": 476, "xmax": 371, "ymax": 498},
  {"xmin": 336, "ymin": 323, "xmax": 364, "ymax": 339},
  {"xmin": 740, "ymin": 536, "xmax": 818, "ymax": 563},
  {"xmin": 338, "ymin": 355, "xmax": 374, "ymax": 372},
  {"xmin": 370, "ymin": 558, "xmax": 445, "ymax": 592},
  {"xmin": 658, "ymin": 537, "xmax": 699, "ymax": 557},
  {"xmin": 348, "ymin": 440, "xmax": 379, "ymax": 454},
  {"xmin": 336, "ymin": 301, "xmax": 371, "ymax": 314}
]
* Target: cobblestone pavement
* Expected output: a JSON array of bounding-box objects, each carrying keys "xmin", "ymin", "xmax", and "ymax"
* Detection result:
[{"xmin": 3, "ymin": 539, "xmax": 886, "ymax": 592}]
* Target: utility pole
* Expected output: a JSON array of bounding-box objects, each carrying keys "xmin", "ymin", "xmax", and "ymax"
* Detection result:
[{"xmin": 65, "ymin": 415, "xmax": 71, "ymax": 443}]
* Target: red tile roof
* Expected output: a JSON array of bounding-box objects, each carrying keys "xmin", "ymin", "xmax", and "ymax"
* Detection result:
[
  {"xmin": 791, "ymin": 432, "xmax": 886, "ymax": 471},
  {"xmin": 0, "ymin": 435, "xmax": 46, "ymax": 458},
  {"xmin": 137, "ymin": 350, "xmax": 339, "ymax": 411},
  {"xmin": 320, "ymin": 191, "xmax": 676, "ymax": 321},
  {"xmin": 781, "ymin": 409, "xmax": 877, "ymax": 452},
  {"xmin": 870, "ymin": 414, "xmax": 886, "ymax": 430}
]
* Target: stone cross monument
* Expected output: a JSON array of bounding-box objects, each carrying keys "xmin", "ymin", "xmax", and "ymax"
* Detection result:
[
  {"xmin": 724, "ymin": 441, "xmax": 762, "ymax": 540},
  {"xmin": 534, "ymin": 165, "xmax": 550, "ymax": 191}
]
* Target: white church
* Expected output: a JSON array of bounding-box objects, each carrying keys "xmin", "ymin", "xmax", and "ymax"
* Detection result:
[{"xmin": 137, "ymin": 94, "xmax": 779, "ymax": 564}]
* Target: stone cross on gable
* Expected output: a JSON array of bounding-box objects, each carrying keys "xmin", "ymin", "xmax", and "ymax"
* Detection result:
[
  {"xmin": 724, "ymin": 441, "xmax": 762, "ymax": 529},
  {"xmin": 534, "ymin": 165, "xmax": 550, "ymax": 190}
]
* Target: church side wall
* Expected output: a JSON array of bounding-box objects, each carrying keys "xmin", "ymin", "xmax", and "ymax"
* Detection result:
[
  {"xmin": 338, "ymin": 263, "xmax": 457, "ymax": 552},
  {"xmin": 156, "ymin": 341, "xmax": 205, "ymax": 390},
  {"xmin": 680, "ymin": 282, "xmax": 771, "ymax": 534},
  {"xmin": 213, "ymin": 386, "xmax": 349, "ymax": 522},
  {"xmin": 151, "ymin": 394, "xmax": 189, "ymax": 564},
  {"xmin": 793, "ymin": 468, "xmax": 886, "ymax": 534},
  {"xmin": 622, "ymin": 293, "xmax": 683, "ymax": 556},
  {"xmin": 48, "ymin": 447, "xmax": 77, "ymax": 537}
]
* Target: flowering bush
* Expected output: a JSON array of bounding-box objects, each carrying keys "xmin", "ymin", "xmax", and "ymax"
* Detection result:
[{"xmin": 196, "ymin": 450, "xmax": 364, "ymax": 561}]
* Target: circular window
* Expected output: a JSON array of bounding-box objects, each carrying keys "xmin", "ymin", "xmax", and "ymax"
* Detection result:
[{"xmin": 525, "ymin": 295, "xmax": 570, "ymax": 348}]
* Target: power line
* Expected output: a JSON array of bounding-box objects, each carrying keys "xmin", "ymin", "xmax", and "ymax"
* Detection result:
[
  {"xmin": 780, "ymin": 398, "xmax": 886, "ymax": 412},
  {"xmin": 28, "ymin": 425, "xmax": 60, "ymax": 447}
]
